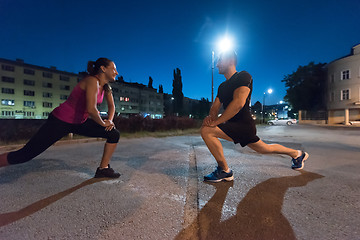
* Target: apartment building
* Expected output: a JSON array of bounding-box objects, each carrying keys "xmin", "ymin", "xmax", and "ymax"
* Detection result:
[
  {"xmin": 0, "ymin": 58, "xmax": 79, "ymax": 119},
  {"xmin": 98, "ymin": 81, "xmax": 164, "ymax": 119},
  {"xmin": 327, "ymin": 44, "xmax": 360, "ymax": 124}
]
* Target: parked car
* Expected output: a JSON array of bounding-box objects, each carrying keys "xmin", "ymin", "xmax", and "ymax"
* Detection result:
[{"xmin": 268, "ymin": 118, "xmax": 297, "ymax": 126}]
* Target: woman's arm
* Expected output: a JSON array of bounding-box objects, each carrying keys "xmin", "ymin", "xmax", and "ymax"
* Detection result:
[
  {"xmin": 85, "ymin": 77, "xmax": 107, "ymax": 127},
  {"xmin": 105, "ymin": 91, "xmax": 115, "ymax": 121}
]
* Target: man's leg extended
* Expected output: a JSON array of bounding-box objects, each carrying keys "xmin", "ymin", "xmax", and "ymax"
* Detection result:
[
  {"xmin": 247, "ymin": 140, "xmax": 299, "ymax": 158},
  {"xmin": 200, "ymin": 126, "xmax": 233, "ymax": 171},
  {"xmin": 247, "ymin": 140, "xmax": 309, "ymax": 170}
]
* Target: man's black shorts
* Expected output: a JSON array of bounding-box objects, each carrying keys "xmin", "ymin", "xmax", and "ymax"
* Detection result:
[{"xmin": 218, "ymin": 121, "xmax": 260, "ymax": 147}]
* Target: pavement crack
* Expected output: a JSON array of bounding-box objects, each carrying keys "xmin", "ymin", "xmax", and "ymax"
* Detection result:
[{"xmin": 181, "ymin": 143, "xmax": 200, "ymax": 240}]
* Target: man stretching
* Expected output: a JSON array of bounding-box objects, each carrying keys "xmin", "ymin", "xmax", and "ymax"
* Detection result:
[{"xmin": 201, "ymin": 51, "xmax": 308, "ymax": 182}]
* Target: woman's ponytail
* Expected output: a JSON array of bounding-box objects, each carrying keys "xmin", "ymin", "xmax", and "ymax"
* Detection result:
[
  {"xmin": 87, "ymin": 58, "xmax": 112, "ymax": 76},
  {"xmin": 87, "ymin": 61, "xmax": 96, "ymax": 75}
]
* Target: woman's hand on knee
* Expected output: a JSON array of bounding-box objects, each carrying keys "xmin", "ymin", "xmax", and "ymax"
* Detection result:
[{"xmin": 104, "ymin": 119, "xmax": 115, "ymax": 131}]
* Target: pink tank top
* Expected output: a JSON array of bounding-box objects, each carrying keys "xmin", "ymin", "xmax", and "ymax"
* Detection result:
[{"xmin": 52, "ymin": 84, "xmax": 105, "ymax": 124}]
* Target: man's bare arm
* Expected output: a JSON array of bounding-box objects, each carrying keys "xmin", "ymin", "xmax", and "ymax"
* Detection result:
[{"xmin": 211, "ymin": 86, "xmax": 250, "ymax": 126}]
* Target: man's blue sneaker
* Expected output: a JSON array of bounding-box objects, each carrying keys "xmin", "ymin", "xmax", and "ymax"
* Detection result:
[
  {"xmin": 204, "ymin": 166, "xmax": 234, "ymax": 182},
  {"xmin": 291, "ymin": 151, "xmax": 309, "ymax": 170}
]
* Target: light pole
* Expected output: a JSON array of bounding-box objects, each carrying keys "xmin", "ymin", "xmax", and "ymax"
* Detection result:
[
  {"xmin": 211, "ymin": 51, "xmax": 214, "ymax": 103},
  {"xmin": 262, "ymin": 88, "xmax": 273, "ymax": 123}
]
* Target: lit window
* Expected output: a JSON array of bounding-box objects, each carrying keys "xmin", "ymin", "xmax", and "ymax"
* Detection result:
[{"xmin": 1, "ymin": 99, "xmax": 15, "ymax": 106}]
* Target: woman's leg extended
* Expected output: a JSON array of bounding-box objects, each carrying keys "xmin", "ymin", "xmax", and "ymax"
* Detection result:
[
  {"xmin": 247, "ymin": 140, "xmax": 299, "ymax": 158},
  {"xmin": 7, "ymin": 115, "xmax": 71, "ymax": 165}
]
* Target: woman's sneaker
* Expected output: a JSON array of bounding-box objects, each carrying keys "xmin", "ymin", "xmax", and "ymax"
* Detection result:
[
  {"xmin": 94, "ymin": 164, "xmax": 120, "ymax": 178},
  {"xmin": 204, "ymin": 166, "xmax": 234, "ymax": 183},
  {"xmin": 291, "ymin": 151, "xmax": 309, "ymax": 170}
]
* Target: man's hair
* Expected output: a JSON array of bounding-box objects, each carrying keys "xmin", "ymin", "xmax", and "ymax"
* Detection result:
[{"xmin": 219, "ymin": 50, "xmax": 237, "ymax": 66}]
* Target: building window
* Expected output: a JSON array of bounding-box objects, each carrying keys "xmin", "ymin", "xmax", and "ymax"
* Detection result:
[
  {"xmin": 42, "ymin": 82, "xmax": 53, "ymax": 88},
  {"xmin": 24, "ymin": 112, "xmax": 34, "ymax": 117},
  {"xmin": 1, "ymin": 88, "xmax": 14, "ymax": 94},
  {"xmin": 1, "ymin": 99, "xmax": 15, "ymax": 106},
  {"xmin": 60, "ymin": 75, "xmax": 70, "ymax": 81},
  {"xmin": 43, "ymin": 102, "xmax": 53, "ymax": 108},
  {"xmin": 24, "ymin": 79, "xmax": 35, "ymax": 86},
  {"xmin": 60, "ymin": 95, "xmax": 68, "ymax": 100},
  {"xmin": 2, "ymin": 76, "xmax": 15, "ymax": 83},
  {"xmin": 2, "ymin": 111, "xmax": 14, "ymax": 116},
  {"xmin": 341, "ymin": 70, "xmax": 350, "ymax": 80},
  {"xmin": 2, "ymin": 64, "xmax": 15, "ymax": 72},
  {"xmin": 24, "ymin": 69, "xmax": 35, "ymax": 75},
  {"xmin": 43, "ymin": 112, "xmax": 50, "ymax": 117},
  {"xmin": 24, "ymin": 90, "xmax": 35, "ymax": 96},
  {"xmin": 60, "ymin": 85, "xmax": 70, "ymax": 90},
  {"xmin": 43, "ymin": 92, "xmax": 52, "ymax": 98},
  {"xmin": 341, "ymin": 89, "xmax": 350, "ymax": 100},
  {"xmin": 24, "ymin": 101, "xmax": 35, "ymax": 107},
  {"xmin": 113, "ymin": 88, "xmax": 119, "ymax": 93},
  {"xmin": 43, "ymin": 72, "xmax": 53, "ymax": 78}
]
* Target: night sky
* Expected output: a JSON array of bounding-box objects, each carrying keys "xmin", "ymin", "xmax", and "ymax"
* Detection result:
[{"xmin": 1, "ymin": 0, "xmax": 359, "ymax": 105}]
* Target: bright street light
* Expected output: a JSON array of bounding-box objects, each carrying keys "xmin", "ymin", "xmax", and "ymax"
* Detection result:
[
  {"xmin": 211, "ymin": 35, "xmax": 235, "ymax": 102},
  {"xmin": 217, "ymin": 36, "xmax": 234, "ymax": 53},
  {"xmin": 267, "ymin": 88, "xmax": 273, "ymax": 94}
]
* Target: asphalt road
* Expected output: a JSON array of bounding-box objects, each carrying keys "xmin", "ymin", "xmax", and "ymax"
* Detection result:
[{"xmin": 0, "ymin": 125, "xmax": 359, "ymax": 240}]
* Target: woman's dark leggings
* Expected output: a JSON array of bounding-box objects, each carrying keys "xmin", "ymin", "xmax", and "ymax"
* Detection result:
[{"xmin": 7, "ymin": 113, "xmax": 120, "ymax": 165}]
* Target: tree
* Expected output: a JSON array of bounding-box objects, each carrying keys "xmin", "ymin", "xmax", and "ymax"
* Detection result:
[
  {"xmin": 117, "ymin": 76, "xmax": 125, "ymax": 82},
  {"xmin": 148, "ymin": 76, "xmax": 153, "ymax": 88},
  {"xmin": 282, "ymin": 62, "xmax": 327, "ymax": 112},
  {"xmin": 158, "ymin": 84, "xmax": 163, "ymax": 93},
  {"xmin": 172, "ymin": 68, "xmax": 184, "ymax": 116}
]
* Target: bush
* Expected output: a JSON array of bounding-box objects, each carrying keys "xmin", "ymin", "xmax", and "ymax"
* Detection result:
[
  {"xmin": 113, "ymin": 115, "xmax": 200, "ymax": 133},
  {"xmin": 0, "ymin": 119, "xmax": 46, "ymax": 143},
  {"xmin": 0, "ymin": 116, "xmax": 201, "ymax": 143}
]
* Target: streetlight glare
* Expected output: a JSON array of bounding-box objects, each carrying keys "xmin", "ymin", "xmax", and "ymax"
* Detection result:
[
  {"xmin": 217, "ymin": 36, "xmax": 234, "ymax": 53},
  {"xmin": 267, "ymin": 89, "xmax": 273, "ymax": 94}
]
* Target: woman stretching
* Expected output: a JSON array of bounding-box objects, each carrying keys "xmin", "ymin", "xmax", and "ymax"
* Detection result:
[{"xmin": 0, "ymin": 58, "xmax": 120, "ymax": 178}]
